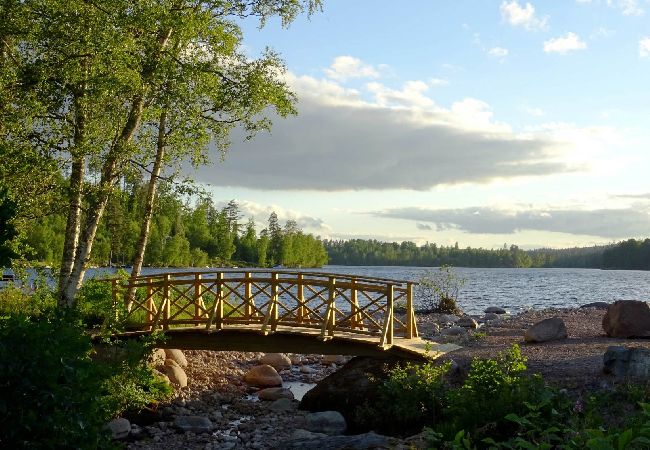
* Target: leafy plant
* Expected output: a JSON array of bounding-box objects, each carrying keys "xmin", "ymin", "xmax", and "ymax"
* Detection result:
[{"xmin": 417, "ymin": 265, "xmax": 465, "ymax": 314}]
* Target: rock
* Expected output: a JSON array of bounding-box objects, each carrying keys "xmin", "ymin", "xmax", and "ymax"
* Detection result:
[
  {"xmin": 291, "ymin": 429, "xmax": 328, "ymax": 440},
  {"xmin": 581, "ymin": 302, "xmax": 609, "ymax": 310},
  {"xmin": 485, "ymin": 306, "xmax": 506, "ymax": 314},
  {"xmin": 300, "ymin": 356, "xmax": 402, "ymax": 433},
  {"xmin": 164, "ymin": 349, "xmax": 188, "ymax": 367},
  {"xmin": 163, "ymin": 363, "xmax": 188, "ymax": 388},
  {"xmin": 243, "ymin": 364, "xmax": 283, "ymax": 387},
  {"xmin": 286, "ymin": 431, "xmax": 389, "ymax": 450},
  {"xmin": 269, "ymin": 398, "xmax": 296, "ymax": 411},
  {"xmin": 603, "ymin": 301, "xmax": 650, "ymax": 338},
  {"xmin": 437, "ymin": 314, "xmax": 459, "ymax": 324},
  {"xmin": 173, "ymin": 416, "xmax": 213, "ymax": 433},
  {"xmin": 290, "ymin": 355, "xmax": 303, "ymax": 365},
  {"xmin": 260, "ymin": 353, "xmax": 292, "ymax": 370},
  {"xmin": 300, "ymin": 365, "xmax": 316, "ymax": 374},
  {"xmin": 484, "ymin": 312, "xmax": 500, "ymax": 321},
  {"xmin": 321, "ymin": 355, "xmax": 346, "ymax": 365},
  {"xmin": 457, "ymin": 316, "xmax": 478, "ymax": 328},
  {"xmin": 164, "ymin": 358, "xmax": 180, "ymax": 368},
  {"xmin": 104, "ymin": 417, "xmax": 131, "ymax": 440},
  {"xmin": 604, "ymin": 346, "xmax": 650, "ymax": 377},
  {"xmin": 304, "ymin": 411, "xmax": 347, "ymax": 435},
  {"xmin": 151, "ymin": 348, "xmax": 167, "ymax": 366},
  {"xmin": 524, "ymin": 317, "xmax": 567, "ymax": 343},
  {"xmin": 258, "ymin": 387, "xmax": 295, "ymax": 401},
  {"xmin": 441, "ymin": 326, "xmax": 467, "ymax": 336}
]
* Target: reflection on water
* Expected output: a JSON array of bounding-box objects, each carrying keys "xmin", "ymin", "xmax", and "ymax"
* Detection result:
[{"xmin": 284, "ymin": 381, "xmax": 316, "ymax": 401}]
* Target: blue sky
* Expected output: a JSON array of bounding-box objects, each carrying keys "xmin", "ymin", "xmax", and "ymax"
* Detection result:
[{"xmin": 197, "ymin": 0, "xmax": 650, "ymax": 249}]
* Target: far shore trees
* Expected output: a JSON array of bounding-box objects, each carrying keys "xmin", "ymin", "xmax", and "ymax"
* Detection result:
[{"xmin": 1, "ymin": 0, "xmax": 321, "ymax": 308}]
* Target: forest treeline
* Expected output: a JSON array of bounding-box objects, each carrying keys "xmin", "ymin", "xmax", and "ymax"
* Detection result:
[
  {"xmin": 24, "ymin": 183, "xmax": 328, "ymax": 268},
  {"xmin": 323, "ymin": 238, "xmax": 650, "ymax": 270}
]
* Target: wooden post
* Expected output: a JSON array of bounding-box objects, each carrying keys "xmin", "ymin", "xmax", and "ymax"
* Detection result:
[
  {"xmin": 406, "ymin": 282, "xmax": 418, "ymax": 338},
  {"xmin": 380, "ymin": 284, "xmax": 394, "ymax": 347},
  {"xmin": 297, "ymin": 273, "xmax": 305, "ymax": 323},
  {"xmin": 146, "ymin": 278, "xmax": 154, "ymax": 327},
  {"xmin": 262, "ymin": 273, "xmax": 279, "ymax": 334},
  {"xmin": 112, "ymin": 279, "xmax": 119, "ymax": 322},
  {"xmin": 162, "ymin": 274, "xmax": 171, "ymax": 330},
  {"xmin": 320, "ymin": 277, "xmax": 336, "ymax": 339},
  {"xmin": 194, "ymin": 273, "xmax": 203, "ymax": 326},
  {"xmin": 244, "ymin": 272, "xmax": 253, "ymax": 319},
  {"xmin": 350, "ymin": 278, "xmax": 363, "ymax": 330},
  {"xmin": 205, "ymin": 272, "xmax": 224, "ymax": 330}
]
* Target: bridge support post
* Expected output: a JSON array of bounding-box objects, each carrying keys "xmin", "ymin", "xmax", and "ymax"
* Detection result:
[
  {"xmin": 350, "ymin": 278, "xmax": 364, "ymax": 330},
  {"xmin": 206, "ymin": 272, "xmax": 224, "ymax": 330},
  {"xmin": 146, "ymin": 279, "xmax": 154, "ymax": 329},
  {"xmin": 262, "ymin": 273, "xmax": 279, "ymax": 334},
  {"xmin": 406, "ymin": 282, "xmax": 418, "ymax": 338},
  {"xmin": 297, "ymin": 273, "xmax": 305, "ymax": 323},
  {"xmin": 162, "ymin": 274, "xmax": 171, "ymax": 330},
  {"xmin": 320, "ymin": 277, "xmax": 336, "ymax": 340},
  {"xmin": 244, "ymin": 272, "xmax": 253, "ymax": 319},
  {"xmin": 194, "ymin": 274, "xmax": 203, "ymax": 326},
  {"xmin": 380, "ymin": 284, "xmax": 394, "ymax": 347}
]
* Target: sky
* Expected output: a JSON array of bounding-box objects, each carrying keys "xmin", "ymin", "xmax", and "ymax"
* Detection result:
[{"xmin": 196, "ymin": 0, "xmax": 650, "ymax": 249}]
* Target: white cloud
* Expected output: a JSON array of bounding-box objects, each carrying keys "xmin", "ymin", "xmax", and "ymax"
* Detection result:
[
  {"xmin": 429, "ymin": 78, "xmax": 450, "ymax": 86},
  {"xmin": 500, "ymin": 1, "xmax": 549, "ymax": 31},
  {"xmin": 371, "ymin": 205, "xmax": 650, "ymax": 238},
  {"xmin": 230, "ymin": 200, "xmax": 332, "ymax": 235},
  {"xmin": 192, "ymin": 67, "xmax": 595, "ymax": 191},
  {"xmin": 639, "ymin": 37, "xmax": 650, "ymax": 57},
  {"xmin": 524, "ymin": 106, "xmax": 545, "ymax": 117},
  {"xmin": 324, "ymin": 56, "xmax": 380, "ymax": 81},
  {"xmin": 543, "ymin": 32, "xmax": 587, "ymax": 54},
  {"xmin": 488, "ymin": 46, "xmax": 509, "ymax": 58}
]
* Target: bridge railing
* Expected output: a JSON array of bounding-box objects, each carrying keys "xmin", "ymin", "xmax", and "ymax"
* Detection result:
[{"xmin": 109, "ymin": 270, "xmax": 419, "ymax": 347}]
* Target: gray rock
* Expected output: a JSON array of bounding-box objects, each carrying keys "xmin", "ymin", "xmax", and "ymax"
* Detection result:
[
  {"xmin": 286, "ymin": 431, "xmax": 389, "ymax": 450},
  {"xmin": 269, "ymin": 397, "xmax": 296, "ymax": 411},
  {"xmin": 604, "ymin": 346, "xmax": 650, "ymax": 377},
  {"xmin": 580, "ymin": 302, "xmax": 609, "ymax": 310},
  {"xmin": 437, "ymin": 314, "xmax": 460, "ymax": 324},
  {"xmin": 603, "ymin": 301, "xmax": 650, "ymax": 338},
  {"xmin": 300, "ymin": 365, "xmax": 316, "ymax": 374},
  {"xmin": 457, "ymin": 316, "xmax": 479, "ymax": 328},
  {"xmin": 484, "ymin": 312, "xmax": 500, "ymax": 321},
  {"xmin": 304, "ymin": 411, "xmax": 347, "ymax": 435},
  {"xmin": 173, "ymin": 416, "xmax": 213, "ymax": 433},
  {"xmin": 258, "ymin": 387, "xmax": 295, "ymax": 401},
  {"xmin": 441, "ymin": 326, "xmax": 467, "ymax": 336},
  {"xmin": 524, "ymin": 317, "xmax": 567, "ymax": 343},
  {"xmin": 104, "ymin": 417, "xmax": 130, "ymax": 440},
  {"xmin": 485, "ymin": 306, "xmax": 506, "ymax": 314},
  {"xmin": 321, "ymin": 355, "xmax": 346, "ymax": 365},
  {"xmin": 291, "ymin": 429, "xmax": 328, "ymax": 439}
]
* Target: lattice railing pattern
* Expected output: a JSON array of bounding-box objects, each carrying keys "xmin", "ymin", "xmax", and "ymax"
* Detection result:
[{"xmin": 110, "ymin": 270, "xmax": 418, "ymax": 347}]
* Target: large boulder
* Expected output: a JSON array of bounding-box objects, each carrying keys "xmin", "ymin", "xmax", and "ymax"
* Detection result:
[
  {"xmin": 604, "ymin": 346, "xmax": 650, "ymax": 377},
  {"xmin": 164, "ymin": 349, "xmax": 188, "ymax": 368},
  {"xmin": 485, "ymin": 306, "xmax": 506, "ymax": 314},
  {"xmin": 304, "ymin": 411, "xmax": 347, "ymax": 435},
  {"xmin": 286, "ymin": 431, "xmax": 388, "ymax": 450},
  {"xmin": 243, "ymin": 364, "xmax": 283, "ymax": 387},
  {"xmin": 163, "ymin": 360, "xmax": 188, "ymax": 388},
  {"xmin": 524, "ymin": 317, "xmax": 567, "ymax": 343},
  {"xmin": 457, "ymin": 316, "xmax": 479, "ymax": 329},
  {"xmin": 104, "ymin": 418, "xmax": 130, "ymax": 440},
  {"xmin": 603, "ymin": 300, "xmax": 650, "ymax": 338},
  {"xmin": 299, "ymin": 356, "xmax": 402, "ymax": 433},
  {"xmin": 173, "ymin": 416, "xmax": 213, "ymax": 433},
  {"xmin": 150, "ymin": 348, "xmax": 167, "ymax": 366},
  {"xmin": 260, "ymin": 353, "xmax": 292, "ymax": 370}
]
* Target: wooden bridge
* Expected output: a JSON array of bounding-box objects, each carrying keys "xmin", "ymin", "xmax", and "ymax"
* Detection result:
[{"xmin": 105, "ymin": 270, "xmax": 458, "ymax": 359}]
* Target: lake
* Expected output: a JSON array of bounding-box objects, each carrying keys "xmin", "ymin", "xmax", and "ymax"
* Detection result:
[{"xmin": 81, "ymin": 265, "xmax": 650, "ymax": 315}]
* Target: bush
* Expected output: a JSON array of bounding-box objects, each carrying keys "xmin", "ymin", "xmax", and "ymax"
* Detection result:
[
  {"xmin": 417, "ymin": 265, "xmax": 465, "ymax": 314},
  {"xmin": 0, "ymin": 311, "xmax": 171, "ymax": 449}
]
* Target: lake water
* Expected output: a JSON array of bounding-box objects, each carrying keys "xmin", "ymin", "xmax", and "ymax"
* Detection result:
[{"xmin": 80, "ymin": 265, "xmax": 650, "ymax": 315}]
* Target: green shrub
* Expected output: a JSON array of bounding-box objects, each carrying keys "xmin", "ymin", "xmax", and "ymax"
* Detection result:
[
  {"xmin": 417, "ymin": 265, "xmax": 465, "ymax": 314},
  {"xmin": 0, "ymin": 311, "xmax": 171, "ymax": 449}
]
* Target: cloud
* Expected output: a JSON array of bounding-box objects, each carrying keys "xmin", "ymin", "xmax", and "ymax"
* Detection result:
[
  {"xmin": 543, "ymin": 32, "xmax": 587, "ymax": 54},
  {"xmin": 416, "ymin": 223, "xmax": 433, "ymax": 230},
  {"xmin": 193, "ymin": 70, "xmax": 581, "ymax": 191},
  {"xmin": 324, "ymin": 56, "xmax": 380, "ymax": 81},
  {"xmin": 224, "ymin": 200, "xmax": 333, "ymax": 235},
  {"xmin": 500, "ymin": 1, "xmax": 549, "ymax": 31},
  {"xmin": 524, "ymin": 106, "xmax": 545, "ymax": 117},
  {"xmin": 640, "ymin": 37, "xmax": 650, "ymax": 57},
  {"xmin": 488, "ymin": 47, "xmax": 509, "ymax": 58},
  {"xmin": 370, "ymin": 206, "xmax": 650, "ymax": 238},
  {"xmin": 429, "ymin": 78, "xmax": 450, "ymax": 86}
]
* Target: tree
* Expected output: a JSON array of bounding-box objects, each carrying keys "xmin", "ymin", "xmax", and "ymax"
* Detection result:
[{"xmin": 2, "ymin": 0, "xmax": 322, "ymax": 307}]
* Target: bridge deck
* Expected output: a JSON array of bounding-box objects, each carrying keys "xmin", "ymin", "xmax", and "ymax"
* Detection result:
[{"xmin": 106, "ymin": 325, "xmax": 460, "ymax": 360}]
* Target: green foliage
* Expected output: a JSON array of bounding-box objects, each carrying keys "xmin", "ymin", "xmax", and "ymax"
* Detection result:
[
  {"xmin": 417, "ymin": 265, "xmax": 465, "ymax": 314},
  {"xmin": 0, "ymin": 311, "xmax": 171, "ymax": 449}
]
